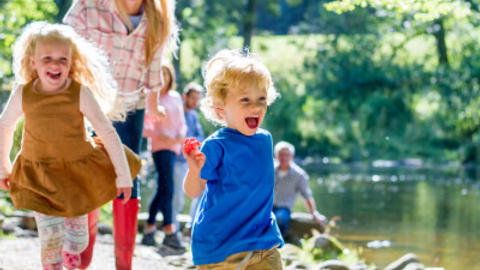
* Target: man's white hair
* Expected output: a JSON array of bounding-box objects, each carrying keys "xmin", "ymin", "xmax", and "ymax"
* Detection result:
[{"xmin": 274, "ymin": 141, "xmax": 295, "ymax": 156}]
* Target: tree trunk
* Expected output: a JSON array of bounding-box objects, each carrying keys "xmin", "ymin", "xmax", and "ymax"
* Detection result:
[
  {"xmin": 433, "ymin": 18, "xmax": 449, "ymax": 66},
  {"xmin": 243, "ymin": 0, "xmax": 257, "ymax": 50}
]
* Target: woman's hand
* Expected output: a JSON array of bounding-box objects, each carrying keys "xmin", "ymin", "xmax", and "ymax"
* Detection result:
[
  {"xmin": 151, "ymin": 105, "xmax": 167, "ymax": 120},
  {"xmin": 156, "ymin": 105, "xmax": 167, "ymax": 118},
  {"xmin": 117, "ymin": 187, "xmax": 131, "ymax": 204},
  {"xmin": 0, "ymin": 178, "xmax": 10, "ymax": 190},
  {"xmin": 183, "ymin": 138, "xmax": 205, "ymax": 172},
  {"xmin": 313, "ymin": 210, "xmax": 328, "ymax": 227}
]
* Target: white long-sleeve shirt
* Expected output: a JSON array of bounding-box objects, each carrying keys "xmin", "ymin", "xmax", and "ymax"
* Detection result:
[{"xmin": 0, "ymin": 81, "xmax": 132, "ymax": 188}]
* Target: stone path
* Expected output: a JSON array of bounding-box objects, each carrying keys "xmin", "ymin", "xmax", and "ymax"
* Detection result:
[{"xmin": 0, "ymin": 235, "xmax": 195, "ymax": 270}]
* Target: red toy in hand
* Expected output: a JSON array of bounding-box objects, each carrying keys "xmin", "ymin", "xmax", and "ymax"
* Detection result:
[{"xmin": 184, "ymin": 138, "xmax": 201, "ymax": 154}]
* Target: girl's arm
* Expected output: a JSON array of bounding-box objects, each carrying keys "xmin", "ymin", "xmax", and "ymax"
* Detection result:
[
  {"xmin": 0, "ymin": 85, "xmax": 24, "ymax": 184},
  {"xmin": 79, "ymin": 86, "xmax": 132, "ymax": 201},
  {"xmin": 182, "ymin": 143, "xmax": 207, "ymax": 198}
]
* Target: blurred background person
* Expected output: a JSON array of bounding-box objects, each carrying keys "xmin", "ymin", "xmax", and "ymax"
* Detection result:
[
  {"xmin": 172, "ymin": 82, "xmax": 204, "ymax": 231},
  {"xmin": 142, "ymin": 64, "xmax": 186, "ymax": 250},
  {"xmin": 273, "ymin": 141, "xmax": 327, "ymax": 238}
]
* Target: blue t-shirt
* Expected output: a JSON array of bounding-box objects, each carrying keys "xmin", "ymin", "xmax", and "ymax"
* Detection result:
[{"xmin": 192, "ymin": 127, "xmax": 284, "ymax": 265}]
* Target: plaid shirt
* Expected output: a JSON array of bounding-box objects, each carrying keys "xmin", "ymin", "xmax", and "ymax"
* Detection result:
[{"xmin": 64, "ymin": 0, "xmax": 165, "ymax": 108}]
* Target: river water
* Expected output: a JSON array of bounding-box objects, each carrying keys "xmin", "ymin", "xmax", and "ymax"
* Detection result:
[{"xmin": 305, "ymin": 162, "xmax": 480, "ymax": 269}]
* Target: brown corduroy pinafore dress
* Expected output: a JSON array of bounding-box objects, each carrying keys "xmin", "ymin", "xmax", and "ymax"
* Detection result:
[{"xmin": 9, "ymin": 80, "xmax": 141, "ymax": 217}]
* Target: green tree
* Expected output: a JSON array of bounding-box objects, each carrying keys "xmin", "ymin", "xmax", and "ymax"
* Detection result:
[{"xmin": 0, "ymin": 0, "xmax": 57, "ymax": 88}]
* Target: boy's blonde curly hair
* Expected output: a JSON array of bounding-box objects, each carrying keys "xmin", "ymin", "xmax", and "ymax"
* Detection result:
[
  {"xmin": 13, "ymin": 21, "xmax": 129, "ymax": 121},
  {"xmin": 201, "ymin": 49, "xmax": 279, "ymax": 125}
]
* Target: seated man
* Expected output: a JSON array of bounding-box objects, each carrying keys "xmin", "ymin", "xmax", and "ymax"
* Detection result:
[{"xmin": 273, "ymin": 141, "xmax": 327, "ymax": 237}]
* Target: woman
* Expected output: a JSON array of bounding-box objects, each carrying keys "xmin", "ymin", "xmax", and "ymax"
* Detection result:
[
  {"xmin": 63, "ymin": 0, "xmax": 177, "ymax": 269},
  {"xmin": 142, "ymin": 63, "xmax": 186, "ymax": 250}
]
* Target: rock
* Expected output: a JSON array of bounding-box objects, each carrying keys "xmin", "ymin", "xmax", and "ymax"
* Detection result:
[
  {"xmin": 310, "ymin": 234, "xmax": 344, "ymax": 254},
  {"xmin": 20, "ymin": 212, "xmax": 36, "ymax": 231},
  {"xmin": 4, "ymin": 211, "xmax": 37, "ymax": 231},
  {"xmin": 286, "ymin": 261, "xmax": 309, "ymax": 269},
  {"xmin": 317, "ymin": 260, "xmax": 350, "ymax": 270},
  {"xmin": 97, "ymin": 233, "xmax": 114, "ymax": 244},
  {"xmin": 280, "ymin": 244, "xmax": 302, "ymax": 266},
  {"xmin": 157, "ymin": 245, "xmax": 187, "ymax": 256},
  {"xmin": 402, "ymin": 263, "xmax": 424, "ymax": 270},
  {"xmin": 350, "ymin": 262, "xmax": 370, "ymax": 270},
  {"xmin": 2, "ymin": 216, "xmax": 22, "ymax": 234},
  {"xmin": 97, "ymin": 222, "xmax": 113, "ymax": 235},
  {"xmin": 313, "ymin": 234, "xmax": 330, "ymax": 249},
  {"xmin": 285, "ymin": 212, "xmax": 325, "ymax": 245},
  {"xmin": 366, "ymin": 240, "xmax": 391, "ymax": 249},
  {"xmin": 383, "ymin": 253, "xmax": 420, "ymax": 270},
  {"xmin": 137, "ymin": 212, "xmax": 191, "ymax": 234},
  {"xmin": 12, "ymin": 227, "xmax": 37, "ymax": 238}
]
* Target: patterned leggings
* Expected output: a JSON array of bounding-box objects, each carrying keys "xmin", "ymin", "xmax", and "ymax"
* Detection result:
[{"xmin": 34, "ymin": 212, "xmax": 88, "ymax": 269}]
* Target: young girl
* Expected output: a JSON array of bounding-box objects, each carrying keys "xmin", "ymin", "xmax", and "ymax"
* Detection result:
[
  {"xmin": 0, "ymin": 22, "xmax": 141, "ymax": 270},
  {"xmin": 183, "ymin": 49, "xmax": 284, "ymax": 269},
  {"xmin": 142, "ymin": 63, "xmax": 186, "ymax": 249},
  {"xmin": 63, "ymin": 1, "xmax": 178, "ymax": 267}
]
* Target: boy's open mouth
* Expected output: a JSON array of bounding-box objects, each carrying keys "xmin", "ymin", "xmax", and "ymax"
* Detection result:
[
  {"xmin": 47, "ymin": 71, "xmax": 61, "ymax": 80},
  {"xmin": 245, "ymin": 117, "xmax": 259, "ymax": 129}
]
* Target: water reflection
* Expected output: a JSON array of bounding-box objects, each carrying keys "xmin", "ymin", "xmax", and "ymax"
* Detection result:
[{"xmin": 305, "ymin": 162, "xmax": 480, "ymax": 269}]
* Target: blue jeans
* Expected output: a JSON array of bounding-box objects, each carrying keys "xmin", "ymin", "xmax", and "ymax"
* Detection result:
[
  {"xmin": 273, "ymin": 206, "xmax": 291, "ymax": 235},
  {"xmin": 172, "ymin": 160, "xmax": 188, "ymax": 228},
  {"xmin": 147, "ymin": 150, "xmax": 176, "ymax": 226},
  {"xmin": 113, "ymin": 109, "xmax": 144, "ymax": 199}
]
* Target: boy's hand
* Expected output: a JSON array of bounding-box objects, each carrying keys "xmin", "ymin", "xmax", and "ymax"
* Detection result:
[
  {"xmin": 0, "ymin": 178, "xmax": 10, "ymax": 190},
  {"xmin": 117, "ymin": 187, "xmax": 131, "ymax": 204},
  {"xmin": 183, "ymin": 138, "xmax": 205, "ymax": 172},
  {"xmin": 184, "ymin": 138, "xmax": 201, "ymax": 154}
]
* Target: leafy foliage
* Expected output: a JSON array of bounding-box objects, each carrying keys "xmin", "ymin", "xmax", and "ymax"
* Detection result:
[
  {"xmin": 0, "ymin": 0, "xmax": 57, "ymax": 88},
  {"xmin": 325, "ymin": 0, "xmax": 472, "ymax": 21}
]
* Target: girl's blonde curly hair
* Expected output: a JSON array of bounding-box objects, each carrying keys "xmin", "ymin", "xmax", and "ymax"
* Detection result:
[
  {"xmin": 13, "ymin": 21, "xmax": 128, "ymax": 121},
  {"xmin": 201, "ymin": 49, "xmax": 279, "ymax": 125}
]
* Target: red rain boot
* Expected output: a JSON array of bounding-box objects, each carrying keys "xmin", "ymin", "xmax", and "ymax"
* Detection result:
[
  {"xmin": 113, "ymin": 198, "xmax": 140, "ymax": 270},
  {"xmin": 78, "ymin": 208, "xmax": 99, "ymax": 269}
]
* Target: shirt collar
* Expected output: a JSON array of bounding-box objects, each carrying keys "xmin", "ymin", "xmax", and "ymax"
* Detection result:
[
  {"xmin": 101, "ymin": 0, "xmax": 147, "ymax": 33},
  {"xmin": 102, "ymin": 0, "xmax": 146, "ymax": 20},
  {"xmin": 275, "ymin": 163, "xmax": 294, "ymax": 174}
]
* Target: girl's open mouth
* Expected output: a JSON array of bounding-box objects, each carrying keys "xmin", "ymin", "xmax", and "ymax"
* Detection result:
[
  {"xmin": 47, "ymin": 71, "xmax": 61, "ymax": 80},
  {"xmin": 245, "ymin": 117, "xmax": 259, "ymax": 129}
]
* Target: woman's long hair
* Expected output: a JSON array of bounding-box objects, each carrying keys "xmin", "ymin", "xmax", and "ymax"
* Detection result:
[{"xmin": 114, "ymin": 0, "xmax": 178, "ymax": 66}]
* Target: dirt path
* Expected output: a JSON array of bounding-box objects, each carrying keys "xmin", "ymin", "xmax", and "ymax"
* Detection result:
[{"xmin": 0, "ymin": 235, "xmax": 194, "ymax": 270}]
